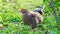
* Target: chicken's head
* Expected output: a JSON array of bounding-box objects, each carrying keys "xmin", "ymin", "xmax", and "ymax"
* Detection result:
[{"xmin": 21, "ymin": 8, "xmax": 28, "ymax": 14}]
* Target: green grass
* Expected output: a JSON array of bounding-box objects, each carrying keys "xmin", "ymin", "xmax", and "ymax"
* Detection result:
[{"xmin": 0, "ymin": 0, "xmax": 60, "ymax": 34}]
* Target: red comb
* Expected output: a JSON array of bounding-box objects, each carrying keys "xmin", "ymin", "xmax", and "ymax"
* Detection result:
[{"xmin": 21, "ymin": 8, "xmax": 26, "ymax": 14}]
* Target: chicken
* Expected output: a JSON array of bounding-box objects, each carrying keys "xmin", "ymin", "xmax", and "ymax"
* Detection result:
[{"xmin": 20, "ymin": 5, "xmax": 44, "ymax": 29}]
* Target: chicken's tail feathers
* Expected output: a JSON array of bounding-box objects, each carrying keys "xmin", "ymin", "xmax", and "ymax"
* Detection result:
[
  {"xmin": 39, "ymin": 5, "xmax": 44, "ymax": 12},
  {"xmin": 34, "ymin": 5, "xmax": 44, "ymax": 15}
]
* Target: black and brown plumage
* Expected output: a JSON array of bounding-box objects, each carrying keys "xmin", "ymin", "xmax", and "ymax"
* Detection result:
[{"xmin": 20, "ymin": 5, "xmax": 44, "ymax": 29}]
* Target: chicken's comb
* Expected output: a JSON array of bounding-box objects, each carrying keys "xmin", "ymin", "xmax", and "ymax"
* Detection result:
[
  {"xmin": 20, "ymin": 8, "xmax": 28, "ymax": 14},
  {"xmin": 21, "ymin": 8, "xmax": 26, "ymax": 12}
]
